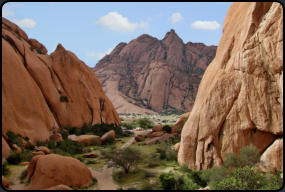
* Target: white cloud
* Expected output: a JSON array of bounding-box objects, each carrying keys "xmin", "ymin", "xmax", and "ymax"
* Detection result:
[
  {"xmin": 13, "ymin": 18, "xmax": 36, "ymax": 28},
  {"xmin": 86, "ymin": 46, "xmax": 114, "ymax": 60},
  {"xmin": 2, "ymin": 7, "xmax": 15, "ymax": 17},
  {"xmin": 95, "ymin": 11, "xmax": 148, "ymax": 33},
  {"xmin": 170, "ymin": 13, "xmax": 183, "ymax": 24},
  {"xmin": 191, "ymin": 20, "xmax": 220, "ymax": 30}
]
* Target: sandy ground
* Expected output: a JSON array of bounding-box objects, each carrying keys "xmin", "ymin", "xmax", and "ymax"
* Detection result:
[{"xmin": 8, "ymin": 165, "xmax": 28, "ymax": 190}]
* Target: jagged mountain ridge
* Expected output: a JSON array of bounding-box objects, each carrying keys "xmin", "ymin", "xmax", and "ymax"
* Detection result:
[{"xmin": 94, "ymin": 29, "xmax": 217, "ymax": 114}]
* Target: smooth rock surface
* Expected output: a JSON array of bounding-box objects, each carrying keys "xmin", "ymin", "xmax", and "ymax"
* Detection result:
[{"xmin": 178, "ymin": 2, "xmax": 283, "ymax": 170}]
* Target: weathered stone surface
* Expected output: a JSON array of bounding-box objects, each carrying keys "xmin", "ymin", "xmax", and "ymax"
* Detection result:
[
  {"xmin": 171, "ymin": 142, "xmax": 180, "ymax": 152},
  {"xmin": 43, "ymin": 184, "xmax": 72, "ymax": 190},
  {"xmin": 2, "ymin": 137, "xmax": 10, "ymax": 164},
  {"xmin": 135, "ymin": 135, "xmax": 144, "ymax": 142},
  {"xmin": 2, "ymin": 176, "xmax": 9, "ymax": 189},
  {"xmin": 28, "ymin": 38, "xmax": 48, "ymax": 54},
  {"xmin": 12, "ymin": 144, "xmax": 22, "ymax": 153},
  {"xmin": 152, "ymin": 125, "xmax": 163, "ymax": 132},
  {"xmin": 260, "ymin": 138, "xmax": 283, "ymax": 171},
  {"xmin": 74, "ymin": 135, "xmax": 101, "ymax": 146},
  {"xmin": 178, "ymin": 2, "xmax": 283, "ymax": 170},
  {"xmin": 49, "ymin": 133, "xmax": 63, "ymax": 142},
  {"xmin": 82, "ymin": 153, "xmax": 99, "ymax": 158},
  {"xmin": 2, "ymin": 18, "xmax": 121, "ymax": 159},
  {"xmin": 100, "ymin": 130, "xmax": 115, "ymax": 143},
  {"xmin": 173, "ymin": 112, "xmax": 190, "ymax": 131},
  {"xmin": 35, "ymin": 146, "xmax": 50, "ymax": 155},
  {"xmin": 150, "ymin": 131, "xmax": 164, "ymax": 138},
  {"xmin": 25, "ymin": 154, "xmax": 93, "ymax": 190},
  {"xmin": 94, "ymin": 30, "xmax": 216, "ymax": 114},
  {"xmin": 32, "ymin": 151, "xmax": 45, "ymax": 156}
]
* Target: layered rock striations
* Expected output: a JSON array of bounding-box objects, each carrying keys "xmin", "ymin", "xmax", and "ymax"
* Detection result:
[
  {"xmin": 2, "ymin": 18, "xmax": 121, "ymax": 158},
  {"xmin": 178, "ymin": 2, "xmax": 283, "ymax": 171},
  {"xmin": 94, "ymin": 30, "xmax": 216, "ymax": 114}
]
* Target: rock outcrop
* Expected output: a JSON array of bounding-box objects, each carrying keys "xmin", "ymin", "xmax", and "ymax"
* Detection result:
[
  {"xmin": 2, "ymin": 18, "xmax": 121, "ymax": 157},
  {"xmin": 178, "ymin": 2, "xmax": 283, "ymax": 170},
  {"xmin": 94, "ymin": 30, "xmax": 216, "ymax": 114},
  {"xmin": 24, "ymin": 154, "xmax": 93, "ymax": 190}
]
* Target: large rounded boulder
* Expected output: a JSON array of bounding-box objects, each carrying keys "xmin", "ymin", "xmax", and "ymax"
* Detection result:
[{"xmin": 24, "ymin": 154, "xmax": 93, "ymax": 190}]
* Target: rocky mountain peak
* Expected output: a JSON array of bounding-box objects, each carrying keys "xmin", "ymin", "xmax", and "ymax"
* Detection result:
[{"xmin": 162, "ymin": 29, "xmax": 183, "ymax": 44}]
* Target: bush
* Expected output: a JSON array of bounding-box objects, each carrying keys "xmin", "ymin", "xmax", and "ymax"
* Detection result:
[
  {"xmin": 200, "ymin": 166, "xmax": 230, "ymax": 188},
  {"xmin": 6, "ymin": 131, "xmax": 23, "ymax": 148},
  {"xmin": 2, "ymin": 162, "xmax": 9, "ymax": 176},
  {"xmin": 135, "ymin": 118, "xmax": 154, "ymax": 129},
  {"xmin": 179, "ymin": 177, "xmax": 200, "ymax": 190},
  {"xmin": 224, "ymin": 152, "xmax": 241, "ymax": 168},
  {"xmin": 187, "ymin": 169, "xmax": 207, "ymax": 187},
  {"xmin": 7, "ymin": 151, "xmax": 21, "ymax": 164},
  {"xmin": 122, "ymin": 122, "xmax": 136, "ymax": 130},
  {"xmin": 59, "ymin": 95, "xmax": 68, "ymax": 102},
  {"xmin": 57, "ymin": 139, "xmax": 84, "ymax": 155},
  {"xmin": 162, "ymin": 125, "xmax": 172, "ymax": 133},
  {"xmin": 156, "ymin": 143, "xmax": 177, "ymax": 161},
  {"xmin": 160, "ymin": 172, "xmax": 178, "ymax": 190},
  {"xmin": 213, "ymin": 166, "xmax": 264, "ymax": 190},
  {"xmin": 20, "ymin": 150, "xmax": 33, "ymax": 162},
  {"xmin": 239, "ymin": 145, "xmax": 260, "ymax": 166}
]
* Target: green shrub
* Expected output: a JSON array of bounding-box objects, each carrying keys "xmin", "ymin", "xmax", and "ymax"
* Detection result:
[
  {"xmin": 239, "ymin": 145, "xmax": 260, "ymax": 166},
  {"xmin": 135, "ymin": 118, "xmax": 154, "ymax": 129},
  {"xmin": 47, "ymin": 140, "xmax": 57, "ymax": 149},
  {"xmin": 20, "ymin": 169, "xmax": 27, "ymax": 181},
  {"xmin": 179, "ymin": 177, "xmax": 200, "ymax": 190},
  {"xmin": 160, "ymin": 172, "xmax": 177, "ymax": 190},
  {"xmin": 156, "ymin": 143, "xmax": 177, "ymax": 161},
  {"xmin": 187, "ymin": 169, "xmax": 207, "ymax": 187},
  {"xmin": 224, "ymin": 152, "xmax": 241, "ymax": 168},
  {"xmin": 213, "ymin": 166, "xmax": 263, "ymax": 190},
  {"xmin": 7, "ymin": 151, "xmax": 21, "ymax": 164},
  {"xmin": 59, "ymin": 95, "xmax": 68, "ymax": 102},
  {"xmin": 2, "ymin": 162, "xmax": 9, "ymax": 176},
  {"xmin": 200, "ymin": 166, "xmax": 230, "ymax": 188},
  {"xmin": 25, "ymin": 142, "xmax": 35, "ymax": 150},
  {"xmin": 162, "ymin": 125, "xmax": 172, "ymax": 133},
  {"xmin": 57, "ymin": 139, "xmax": 84, "ymax": 155},
  {"xmin": 122, "ymin": 122, "xmax": 136, "ymax": 130},
  {"xmin": 6, "ymin": 131, "xmax": 23, "ymax": 148},
  {"xmin": 20, "ymin": 150, "xmax": 33, "ymax": 162}
]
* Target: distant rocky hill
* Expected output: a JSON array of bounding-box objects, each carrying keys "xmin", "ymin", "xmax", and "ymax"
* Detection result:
[
  {"xmin": 178, "ymin": 2, "xmax": 283, "ymax": 171},
  {"xmin": 2, "ymin": 17, "xmax": 121, "ymax": 161},
  {"xmin": 93, "ymin": 29, "xmax": 216, "ymax": 114}
]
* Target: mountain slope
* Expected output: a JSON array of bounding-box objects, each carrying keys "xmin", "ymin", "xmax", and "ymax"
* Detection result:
[
  {"xmin": 93, "ymin": 30, "xmax": 216, "ymax": 114},
  {"xmin": 2, "ymin": 17, "xmax": 121, "ymax": 160}
]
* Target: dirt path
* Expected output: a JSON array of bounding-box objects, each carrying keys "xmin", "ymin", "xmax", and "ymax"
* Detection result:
[
  {"xmin": 8, "ymin": 165, "xmax": 27, "ymax": 190},
  {"xmin": 89, "ymin": 133, "xmax": 141, "ymax": 190}
]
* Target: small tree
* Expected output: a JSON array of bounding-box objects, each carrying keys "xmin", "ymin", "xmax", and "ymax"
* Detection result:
[
  {"xmin": 239, "ymin": 145, "xmax": 260, "ymax": 166},
  {"xmin": 162, "ymin": 125, "xmax": 172, "ymax": 133},
  {"xmin": 104, "ymin": 147, "xmax": 142, "ymax": 174}
]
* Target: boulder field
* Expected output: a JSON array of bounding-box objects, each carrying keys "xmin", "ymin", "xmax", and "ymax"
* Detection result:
[
  {"xmin": 2, "ymin": 18, "xmax": 121, "ymax": 160},
  {"xmin": 178, "ymin": 2, "xmax": 283, "ymax": 171}
]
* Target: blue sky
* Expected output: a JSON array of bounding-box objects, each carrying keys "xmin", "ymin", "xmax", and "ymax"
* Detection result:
[{"xmin": 2, "ymin": 2, "xmax": 232, "ymax": 67}]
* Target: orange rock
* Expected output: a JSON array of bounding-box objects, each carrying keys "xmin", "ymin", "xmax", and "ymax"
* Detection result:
[
  {"xmin": 260, "ymin": 139, "xmax": 283, "ymax": 171},
  {"xmin": 178, "ymin": 2, "xmax": 283, "ymax": 170},
  {"xmin": 35, "ymin": 146, "xmax": 50, "ymax": 154},
  {"xmin": 25, "ymin": 154, "xmax": 93, "ymax": 190},
  {"xmin": 2, "ymin": 137, "xmax": 10, "ymax": 164},
  {"xmin": 171, "ymin": 142, "xmax": 180, "ymax": 151},
  {"xmin": 28, "ymin": 38, "xmax": 48, "ymax": 54},
  {"xmin": 2, "ymin": 18, "xmax": 121, "ymax": 161},
  {"xmin": 12, "ymin": 144, "xmax": 22, "ymax": 153},
  {"xmin": 44, "ymin": 184, "xmax": 72, "ymax": 190},
  {"xmin": 101, "ymin": 130, "xmax": 115, "ymax": 143},
  {"xmin": 150, "ymin": 131, "xmax": 164, "ymax": 138},
  {"xmin": 32, "ymin": 151, "xmax": 45, "ymax": 156},
  {"xmin": 74, "ymin": 135, "xmax": 101, "ymax": 146},
  {"xmin": 152, "ymin": 125, "xmax": 163, "ymax": 132},
  {"xmin": 49, "ymin": 133, "xmax": 63, "ymax": 142},
  {"xmin": 173, "ymin": 112, "xmax": 190, "ymax": 131},
  {"xmin": 135, "ymin": 135, "xmax": 144, "ymax": 142},
  {"xmin": 2, "ymin": 176, "xmax": 9, "ymax": 189},
  {"xmin": 94, "ymin": 30, "xmax": 216, "ymax": 114}
]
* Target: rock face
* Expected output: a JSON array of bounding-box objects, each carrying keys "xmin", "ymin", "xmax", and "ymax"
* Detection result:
[
  {"xmin": 178, "ymin": 2, "xmax": 283, "ymax": 170},
  {"xmin": 25, "ymin": 154, "xmax": 93, "ymax": 190},
  {"xmin": 93, "ymin": 30, "xmax": 216, "ymax": 114},
  {"xmin": 260, "ymin": 139, "xmax": 283, "ymax": 172},
  {"xmin": 2, "ymin": 18, "xmax": 120, "ymax": 156}
]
